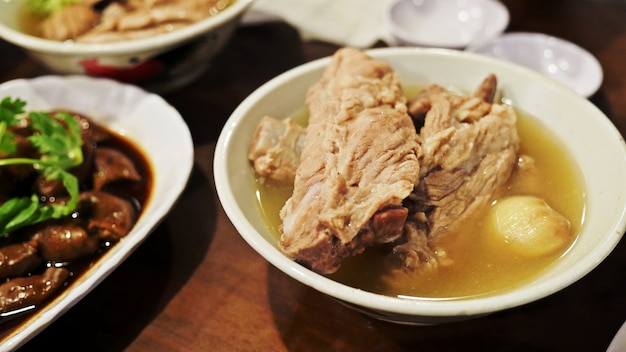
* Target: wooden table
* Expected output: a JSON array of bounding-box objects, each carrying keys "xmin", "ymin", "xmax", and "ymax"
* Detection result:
[{"xmin": 3, "ymin": 0, "xmax": 626, "ymax": 350}]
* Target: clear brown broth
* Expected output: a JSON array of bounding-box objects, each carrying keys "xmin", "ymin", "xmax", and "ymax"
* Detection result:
[{"xmin": 253, "ymin": 99, "xmax": 585, "ymax": 300}]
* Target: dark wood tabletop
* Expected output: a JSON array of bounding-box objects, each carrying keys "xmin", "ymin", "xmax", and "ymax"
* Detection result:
[{"xmin": 3, "ymin": 0, "xmax": 626, "ymax": 350}]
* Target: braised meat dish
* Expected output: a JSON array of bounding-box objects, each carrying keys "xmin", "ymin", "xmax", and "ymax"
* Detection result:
[{"xmin": 0, "ymin": 103, "xmax": 151, "ymax": 321}]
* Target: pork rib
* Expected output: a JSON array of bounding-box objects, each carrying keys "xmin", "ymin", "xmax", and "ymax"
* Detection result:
[
  {"xmin": 278, "ymin": 48, "xmax": 421, "ymax": 274},
  {"xmin": 409, "ymin": 80, "xmax": 520, "ymax": 239},
  {"xmin": 248, "ymin": 116, "xmax": 306, "ymax": 184}
]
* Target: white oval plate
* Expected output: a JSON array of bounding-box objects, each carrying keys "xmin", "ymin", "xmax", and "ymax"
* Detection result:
[
  {"xmin": 388, "ymin": 0, "xmax": 509, "ymax": 48},
  {"xmin": 468, "ymin": 32, "xmax": 603, "ymax": 97},
  {"xmin": 0, "ymin": 75, "xmax": 194, "ymax": 350}
]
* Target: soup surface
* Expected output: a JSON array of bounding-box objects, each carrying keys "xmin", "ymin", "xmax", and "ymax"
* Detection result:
[{"xmin": 253, "ymin": 99, "xmax": 585, "ymax": 299}]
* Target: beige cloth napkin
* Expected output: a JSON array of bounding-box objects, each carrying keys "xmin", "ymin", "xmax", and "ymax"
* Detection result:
[{"xmin": 242, "ymin": 0, "xmax": 397, "ymax": 48}]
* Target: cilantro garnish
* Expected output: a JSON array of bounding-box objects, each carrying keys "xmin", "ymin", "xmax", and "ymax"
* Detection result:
[
  {"xmin": 26, "ymin": 0, "xmax": 81, "ymax": 15},
  {"xmin": 0, "ymin": 97, "xmax": 83, "ymax": 236}
]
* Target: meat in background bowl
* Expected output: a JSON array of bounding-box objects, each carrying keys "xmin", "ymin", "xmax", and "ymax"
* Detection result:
[
  {"xmin": 214, "ymin": 47, "xmax": 626, "ymax": 325},
  {"xmin": 0, "ymin": 75, "xmax": 193, "ymax": 349},
  {"xmin": 0, "ymin": 0, "xmax": 254, "ymax": 92}
]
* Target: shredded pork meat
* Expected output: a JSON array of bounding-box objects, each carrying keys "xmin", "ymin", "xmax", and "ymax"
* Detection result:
[{"xmin": 40, "ymin": 0, "xmax": 232, "ymax": 43}]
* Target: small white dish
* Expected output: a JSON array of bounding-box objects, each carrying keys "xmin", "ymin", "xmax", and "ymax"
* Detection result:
[
  {"xmin": 468, "ymin": 32, "xmax": 603, "ymax": 97},
  {"xmin": 0, "ymin": 76, "xmax": 193, "ymax": 350},
  {"xmin": 388, "ymin": 0, "xmax": 509, "ymax": 48}
]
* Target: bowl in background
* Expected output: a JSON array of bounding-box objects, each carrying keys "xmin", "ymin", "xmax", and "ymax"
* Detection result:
[
  {"xmin": 0, "ymin": 75, "xmax": 194, "ymax": 349},
  {"xmin": 0, "ymin": 0, "xmax": 254, "ymax": 92},
  {"xmin": 467, "ymin": 32, "xmax": 603, "ymax": 97},
  {"xmin": 214, "ymin": 47, "xmax": 626, "ymax": 325},
  {"xmin": 388, "ymin": 0, "xmax": 509, "ymax": 48}
]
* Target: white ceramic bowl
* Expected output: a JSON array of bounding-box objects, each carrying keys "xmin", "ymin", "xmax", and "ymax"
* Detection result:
[
  {"xmin": 388, "ymin": 0, "xmax": 509, "ymax": 48},
  {"xmin": 215, "ymin": 47, "xmax": 626, "ymax": 325},
  {"xmin": 0, "ymin": 0, "xmax": 254, "ymax": 92},
  {"xmin": 0, "ymin": 75, "xmax": 194, "ymax": 349},
  {"xmin": 468, "ymin": 32, "xmax": 603, "ymax": 97}
]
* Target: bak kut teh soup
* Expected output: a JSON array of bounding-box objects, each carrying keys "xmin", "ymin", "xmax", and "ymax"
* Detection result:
[
  {"xmin": 255, "ymin": 107, "xmax": 585, "ymax": 299},
  {"xmin": 248, "ymin": 49, "xmax": 584, "ymax": 300}
]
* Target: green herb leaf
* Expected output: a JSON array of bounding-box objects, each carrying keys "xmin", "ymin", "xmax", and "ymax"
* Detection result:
[
  {"xmin": 29, "ymin": 111, "xmax": 84, "ymax": 168},
  {"xmin": 26, "ymin": 0, "xmax": 81, "ymax": 15},
  {"xmin": 0, "ymin": 97, "xmax": 84, "ymax": 236},
  {"xmin": 0, "ymin": 97, "xmax": 25, "ymax": 156}
]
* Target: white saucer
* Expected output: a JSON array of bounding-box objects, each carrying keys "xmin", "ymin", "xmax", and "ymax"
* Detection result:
[
  {"xmin": 387, "ymin": 0, "xmax": 509, "ymax": 48},
  {"xmin": 468, "ymin": 32, "xmax": 603, "ymax": 97}
]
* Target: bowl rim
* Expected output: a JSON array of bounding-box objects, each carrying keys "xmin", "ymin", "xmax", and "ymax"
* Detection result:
[
  {"xmin": 215, "ymin": 46, "xmax": 626, "ymax": 318},
  {"xmin": 0, "ymin": 0, "xmax": 254, "ymax": 55}
]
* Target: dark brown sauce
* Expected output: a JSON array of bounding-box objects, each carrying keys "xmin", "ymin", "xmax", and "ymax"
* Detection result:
[
  {"xmin": 93, "ymin": 131, "xmax": 153, "ymax": 208},
  {"xmin": 0, "ymin": 116, "xmax": 153, "ymax": 335}
]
